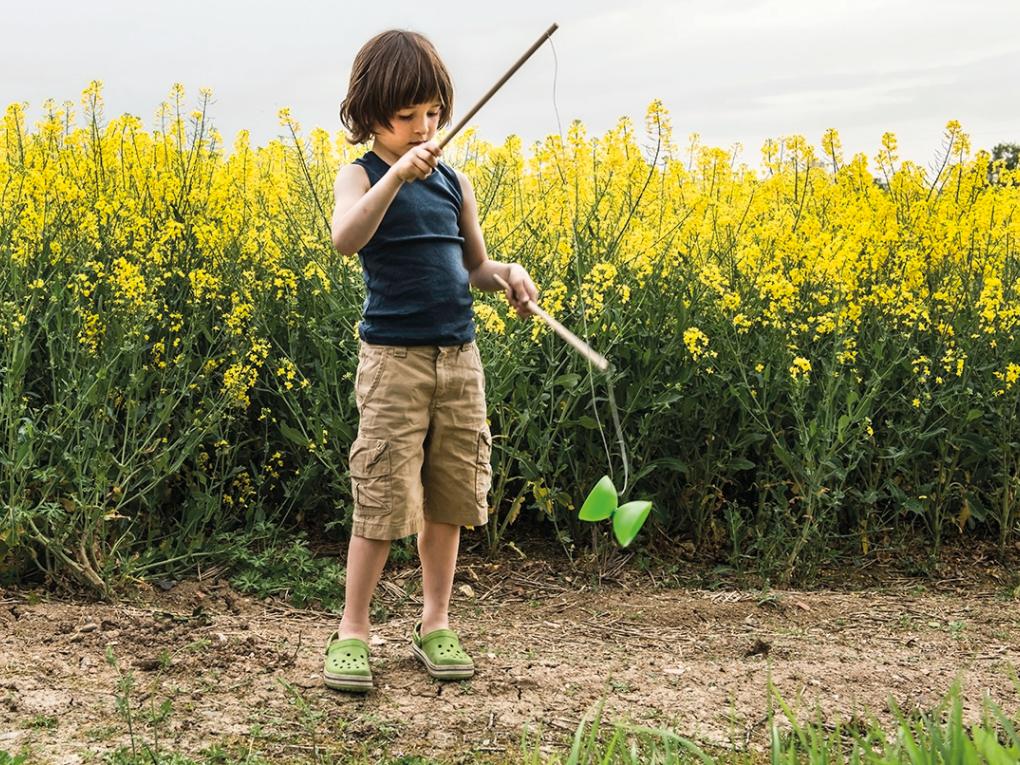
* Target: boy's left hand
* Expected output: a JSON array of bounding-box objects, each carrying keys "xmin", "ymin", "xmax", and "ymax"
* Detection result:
[{"xmin": 504, "ymin": 264, "xmax": 539, "ymax": 319}]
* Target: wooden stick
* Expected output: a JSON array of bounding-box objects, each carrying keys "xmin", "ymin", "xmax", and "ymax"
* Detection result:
[
  {"xmin": 438, "ymin": 23, "xmax": 559, "ymax": 150},
  {"xmin": 492, "ymin": 273, "xmax": 610, "ymax": 373}
]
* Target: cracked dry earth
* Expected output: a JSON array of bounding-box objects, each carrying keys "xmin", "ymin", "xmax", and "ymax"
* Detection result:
[{"xmin": 2, "ymin": 550, "xmax": 1020, "ymax": 764}]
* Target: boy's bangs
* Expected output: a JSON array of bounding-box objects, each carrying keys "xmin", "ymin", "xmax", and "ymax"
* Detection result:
[
  {"xmin": 341, "ymin": 29, "xmax": 454, "ymax": 143},
  {"xmin": 385, "ymin": 47, "xmax": 448, "ymax": 111}
]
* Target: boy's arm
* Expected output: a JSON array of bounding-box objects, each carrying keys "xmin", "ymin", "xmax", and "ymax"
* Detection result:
[
  {"xmin": 330, "ymin": 164, "xmax": 402, "ymax": 256},
  {"xmin": 332, "ymin": 142, "xmax": 443, "ymax": 255},
  {"xmin": 457, "ymin": 170, "xmax": 539, "ymax": 318}
]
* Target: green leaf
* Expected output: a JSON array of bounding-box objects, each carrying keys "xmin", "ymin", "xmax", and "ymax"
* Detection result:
[
  {"xmin": 772, "ymin": 442, "xmax": 797, "ymax": 474},
  {"xmin": 652, "ymin": 390, "xmax": 684, "ymax": 408},
  {"xmin": 630, "ymin": 462, "xmax": 658, "ymax": 482},
  {"xmin": 735, "ymin": 431, "xmax": 768, "ymax": 448},
  {"xmin": 973, "ymin": 726, "xmax": 1013, "ymax": 765},
  {"xmin": 903, "ymin": 498, "xmax": 925, "ymax": 517},
  {"xmin": 578, "ymin": 475, "xmax": 617, "ymax": 521},
  {"xmin": 554, "ymin": 373, "xmax": 582, "ymax": 388},
  {"xmin": 655, "ymin": 457, "xmax": 689, "ymax": 475},
  {"xmin": 612, "ymin": 500, "xmax": 652, "ymax": 547},
  {"xmin": 279, "ymin": 422, "xmax": 307, "ymax": 447},
  {"xmin": 577, "ymin": 415, "xmax": 599, "ymax": 430}
]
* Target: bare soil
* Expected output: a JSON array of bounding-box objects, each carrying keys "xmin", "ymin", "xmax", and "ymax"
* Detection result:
[{"xmin": 2, "ymin": 540, "xmax": 1020, "ymax": 764}]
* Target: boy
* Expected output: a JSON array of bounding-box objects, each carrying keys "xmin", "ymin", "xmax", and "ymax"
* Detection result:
[{"xmin": 323, "ymin": 29, "xmax": 539, "ymax": 692}]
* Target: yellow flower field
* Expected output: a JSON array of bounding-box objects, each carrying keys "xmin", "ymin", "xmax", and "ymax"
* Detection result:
[{"xmin": 1, "ymin": 82, "xmax": 1018, "ymax": 590}]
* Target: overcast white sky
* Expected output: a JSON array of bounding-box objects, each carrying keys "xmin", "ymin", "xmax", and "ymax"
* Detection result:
[{"xmin": 3, "ymin": 0, "xmax": 1018, "ymax": 170}]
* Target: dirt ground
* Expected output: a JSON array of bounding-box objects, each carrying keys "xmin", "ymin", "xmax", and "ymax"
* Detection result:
[{"xmin": 2, "ymin": 540, "xmax": 1019, "ymax": 764}]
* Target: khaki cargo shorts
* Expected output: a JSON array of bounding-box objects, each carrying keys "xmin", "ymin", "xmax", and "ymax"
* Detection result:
[{"xmin": 349, "ymin": 338, "xmax": 492, "ymax": 540}]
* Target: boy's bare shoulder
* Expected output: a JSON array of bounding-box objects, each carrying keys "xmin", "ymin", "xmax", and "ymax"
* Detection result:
[
  {"xmin": 453, "ymin": 168, "xmax": 477, "ymax": 201},
  {"xmin": 334, "ymin": 162, "xmax": 371, "ymax": 194}
]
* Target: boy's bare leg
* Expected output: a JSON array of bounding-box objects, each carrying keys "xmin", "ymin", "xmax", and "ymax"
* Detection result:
[
  {"xmin": 337, "ymin": 535, "xmax": 391, "ymax": 642},
  {"xmin": 417, "ymin": 518, "xmax": 460, "ymax": 634}
]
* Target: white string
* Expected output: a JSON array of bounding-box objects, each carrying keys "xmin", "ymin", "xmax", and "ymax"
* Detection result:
[{"xmin": 548, "ymin": 36, "xmax": 631, "ymax": 497}]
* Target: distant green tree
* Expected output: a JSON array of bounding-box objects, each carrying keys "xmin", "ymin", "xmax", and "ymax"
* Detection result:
[
  {"xmin": 992, "ymin": 142, "xmax": 1019, "ymax": 168},
  {"xmin": 989, "ymin": 142, "xmax": 1019, "ymax": 185}
]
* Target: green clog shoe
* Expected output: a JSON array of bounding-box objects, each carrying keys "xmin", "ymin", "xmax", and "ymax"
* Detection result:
[
  {"xmin": 411, "ymin": 622, "xmax": 475, "ymax": 680},
  {"xmin": 323, "ymin": 630, "xmax": 373, "ymax": 692}
]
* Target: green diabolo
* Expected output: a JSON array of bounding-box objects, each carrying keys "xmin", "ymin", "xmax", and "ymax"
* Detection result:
[{"xmin": 578, "ymin": 475, "xmax": 652, "ymax": 547}]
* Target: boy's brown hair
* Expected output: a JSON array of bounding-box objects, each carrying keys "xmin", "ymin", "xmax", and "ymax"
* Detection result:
[{"xmin": 340, "ymin": 30, "xmax": 455, "ymax": 145}]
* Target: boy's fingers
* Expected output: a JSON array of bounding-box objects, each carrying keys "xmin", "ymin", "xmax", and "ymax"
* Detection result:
[
  {"xmin": 417, "ymin": 145, "xmax": 439, "ymax": 163},
  {"xmin": 509, "ymin": 283, "xmax": 533, "ymax": 306}
]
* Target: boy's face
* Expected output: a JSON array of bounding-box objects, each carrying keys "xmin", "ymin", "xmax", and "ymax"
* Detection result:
[{"xmin": 372, "ymin": 100, "xmax": 443, "ymax": 156}]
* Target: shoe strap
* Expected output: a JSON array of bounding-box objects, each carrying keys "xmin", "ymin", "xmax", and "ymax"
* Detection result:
[
  {"xmin": 420, "ymin": 628, "xmax": 460, "ymax": 647},
  {"xmin": 326, "ymin": 633, "xmax": 370, "ymax": 656}
]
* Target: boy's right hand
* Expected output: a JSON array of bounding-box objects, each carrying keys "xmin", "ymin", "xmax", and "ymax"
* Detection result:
[{"xmin": 393, "ymin": 141, "xmax": 441, "ymax": 184}]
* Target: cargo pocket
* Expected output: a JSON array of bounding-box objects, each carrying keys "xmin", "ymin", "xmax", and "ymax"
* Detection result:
[
  {"xmin": 350, "ymin": 437, "xmax": 391, "ymax": 517},
  {"xmin": 474, "ymin": 428, "xmax": 493, "ymax": 508}
]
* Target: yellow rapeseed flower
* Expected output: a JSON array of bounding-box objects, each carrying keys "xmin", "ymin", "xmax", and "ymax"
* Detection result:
[
  {"xmin": 474, "ymin": 303, "xmax": 506, "ymax": 335},
  {"xmin": 789, "ymin": 356, "xmax": 812, "ymax": 380},
  {"xmin": 683, "ymin": 327, "xmax": 716, "ymax": 362}
]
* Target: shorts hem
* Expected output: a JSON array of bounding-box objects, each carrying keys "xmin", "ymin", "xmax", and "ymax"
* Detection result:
[
  {"xmin": 351, "ymin": 517, "xmax": 423, "ymax": 541},
  {"xmin": 424, "ymin": 510, "xmax": 490, "ymax": 528}
]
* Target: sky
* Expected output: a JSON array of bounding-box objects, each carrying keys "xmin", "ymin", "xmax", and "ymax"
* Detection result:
[{"xmin": 2, "ymin": 0, "xmax": 1018, "ymax": 171}]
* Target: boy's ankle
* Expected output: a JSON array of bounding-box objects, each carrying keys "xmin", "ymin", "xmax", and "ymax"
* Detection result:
[
  {"xmin": 337, "ymin": 623, "xmax": 370, "ymax": 642},
  {"xmin": 419, "ymin": 617, "xmax": 449, "ymax": 636}
]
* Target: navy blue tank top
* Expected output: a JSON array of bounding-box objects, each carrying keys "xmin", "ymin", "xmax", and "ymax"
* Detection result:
[{"xmin": 351, "ymin": 150, "xmax": 475, "ymax": 346}]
